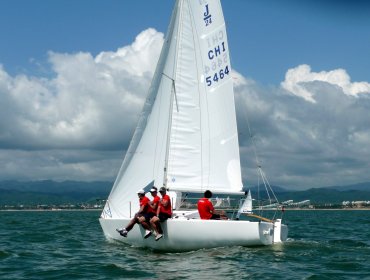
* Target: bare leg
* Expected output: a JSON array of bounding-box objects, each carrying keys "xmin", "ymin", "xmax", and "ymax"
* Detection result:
[
  {"xmin": 150, "ymin": 216, "xmax": 160, "ymax": 234},
  {"xmin": 137, "ymin": 216, "xmax": 151, "ymax": 231},
  {"xmin": 125, "ymin": 215, "xmax": 139, "ymax": 232},
  {"xmin": 157, "ymin": 222, "xmax": 163, "ymax": 234},
  {"xmin": 151, "ymin": 216, "xmax": 163, "ymax": 234},
  {"xmin": 150, "ymin": 216, "xmax": 163, "ymax": 241}
]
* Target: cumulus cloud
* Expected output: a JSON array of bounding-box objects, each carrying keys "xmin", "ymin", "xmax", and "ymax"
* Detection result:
[
  {"xmin": 235, "ymin": 66, "xmax": 370, "ymax": 188},
  {"xmin": 1, "ymin": 30, "xmax": 370, "ymax": 188},
  {"xmin": 281, "ymin": 64, "xmax": 370, "ymax": 102},
  {"xmin": 0, "ymin": 28, "xmax": 163, "ymax": 181},
  {"xmin": 0, "ymin": 28, "xmax": 163, "ymax": 151}
]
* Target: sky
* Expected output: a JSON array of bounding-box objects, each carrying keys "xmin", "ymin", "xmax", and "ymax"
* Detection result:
[{"xmin": 0, "ymin": 0, "xmax": 370, "ymax": 190}]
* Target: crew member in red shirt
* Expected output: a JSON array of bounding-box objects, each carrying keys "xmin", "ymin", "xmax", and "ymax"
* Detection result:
[
  {"xmin": 150, "ymin": 186, "xmax": 172, "ymax": 241},
  {"xmin": 116, "ymin": 189, "xmax": 152, "ymax": 238},
  {"xmin": 198, "ymin": 190, "xmax": 227, "ymax": 220},
  {"xmin": 145, "ymin": 186, "xmax": 160, "ymax": 223}
]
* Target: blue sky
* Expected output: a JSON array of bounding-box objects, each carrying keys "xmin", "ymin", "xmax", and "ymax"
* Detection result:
[
  {"xmin": 2, "ymin": 0, "xmax": 369, "ymax": 83},
  {"xmin": 1, "ymin": 0, "xmax": 370, "ymax": 189}
]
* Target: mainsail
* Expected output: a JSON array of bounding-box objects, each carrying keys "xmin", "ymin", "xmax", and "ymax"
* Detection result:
[{"xmin": 103, "ymin": 0, "xmax": 243, "ymax": 219}]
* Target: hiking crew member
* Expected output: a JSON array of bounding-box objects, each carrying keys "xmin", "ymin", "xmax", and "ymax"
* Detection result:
[
  {"xmin": 116, "ymin": 189, "xmax": 153, "ymax": 239},
  {"xmin": 142, "ymin": 186, "xmax": 160, "ymax": 233},
  {"xmin": 148, "ymin": 187, "xmax": 160, "ymax": 215},
  {"xmin": 150, "ymin": 187, "xmax": 172, "ymax": 241}
]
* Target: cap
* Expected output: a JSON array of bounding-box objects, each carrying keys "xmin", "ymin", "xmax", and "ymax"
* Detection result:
[
  {"xmin": 159, "ymin": 187, "xmax": 166, "ymax": 193},
  {"xmin": 137, "ymin": 189, "xmax": 145, "ymax": 195},
  {"xmin": 150, "ymin": 187, "xmax": 158, "ymax": 192}
]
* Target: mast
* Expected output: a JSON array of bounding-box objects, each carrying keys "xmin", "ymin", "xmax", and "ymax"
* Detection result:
[{"xmin": 163, "ymin": 78, "xmax": 177, "ymax": 188}]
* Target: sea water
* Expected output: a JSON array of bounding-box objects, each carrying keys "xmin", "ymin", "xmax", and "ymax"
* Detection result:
[{"xmin": 1, "ymin": 210, "xmax": 369, "ymax": 279}]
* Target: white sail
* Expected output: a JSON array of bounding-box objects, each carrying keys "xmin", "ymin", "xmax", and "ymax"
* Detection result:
[
  {"xmin": 102, "ymin": 0, "xmax": 243, "ymax": 219},
  {"xmin": 236, "ymin": 190, "xmax": 253, "ymax": 219},
  {"xmin": 100, "ymin": 0, "xmax": 288, "ymax": 251},
  {"xmin": 166, "ymin": 0, "xmax": 243, "ymax": 193},
  {"xmin": 103, "ymin": 2, "xmax": 179, "ymax": 219}
]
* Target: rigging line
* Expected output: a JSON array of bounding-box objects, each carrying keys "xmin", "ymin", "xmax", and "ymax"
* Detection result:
[
  {"xmin": 260, "ymin": 167, "xmax": 279, "ymax": 204},
  {"xmin": 258, "ymin": 167, "xmax": 272, "ymax": 204},
  {"xmin": 151, "ymin": 2, "xmax": 179, "ymax": 181},
  {"xmin": 238, "ymin": 89, "xmax": 264, "ymax": 171},
  {"xmin": 162, "ymin": 77, "xmax": 176, "ymax": 187},
  {"xmin": 257, "ymin": 176, "xmax": 261, "ymax": 215},
  {"xmin": 162, "ymin": 73, "xmax": 179, "ymax": 113},
  {"xmin": 259, "ymin": 168, "xmax": 280, "ymax": 219},
  {"xmin": 243, "ymin": 108, "xmax": 262, "ymax": 169},
  {"xmin": 162, "ymin": 0, "xmax": 183, "ymax": 188},
  {"xmin": 240, "ymin": 94, "xmax": 278, "ymax": 204},
  {"xmin": 152, "ymin": 83, "xmax": 163, "ymax": 178}
]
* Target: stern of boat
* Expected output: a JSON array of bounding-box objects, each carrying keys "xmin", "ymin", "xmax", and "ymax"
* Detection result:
[
  {"xmin": 273, "ymin": 219, "xmax": 288, "ymax": 243},
  {"xmin": 257, "ymin": 219, "xmax": 289, "ymax": 245}
]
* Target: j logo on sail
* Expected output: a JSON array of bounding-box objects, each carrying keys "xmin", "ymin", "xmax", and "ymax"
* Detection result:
[{"xmin": 204, "ymin": 4, "xmax": 212, "ymax": 26}]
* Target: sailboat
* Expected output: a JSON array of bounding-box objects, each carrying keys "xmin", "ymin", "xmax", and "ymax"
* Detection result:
[{"xmin": 100, "ymin": 0, "xmax": 288, "ymax": 252}]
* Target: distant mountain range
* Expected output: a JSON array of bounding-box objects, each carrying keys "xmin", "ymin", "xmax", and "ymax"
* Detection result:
[
  {"xmin": 246, "ymin": 182, "xmax": 370, "ymax": 204},
  {"xmin": 324, "ymin": 182, "xmax": 370, "ymax": 192},
  {"xmin": 0, "ymin": 180, "xmax": 111, "ymax": 205},
  {"xmin": 0, "ymin": 180, "xmax": 369, "ymax": 205}
]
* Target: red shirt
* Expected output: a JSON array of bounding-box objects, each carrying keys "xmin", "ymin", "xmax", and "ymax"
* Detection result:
[
  {"xmin": 148, "ymin": 195, "xmax": 160, "ymax": 214},
  {"xmin": 159, "ymin": 194, "xmax": 172, "ymax": 216},
  {"xmin": 197, "ymin": 197, "xmax": 214, "ymax": 219},
  {"xmin": 139, "ymin": 196, "xmax": 150, "ymax": 213}
]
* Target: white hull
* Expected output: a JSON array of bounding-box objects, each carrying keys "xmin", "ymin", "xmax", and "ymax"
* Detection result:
[{"xmin": 99, "ymin": 215, "xmax": 288, "ymax": 252}]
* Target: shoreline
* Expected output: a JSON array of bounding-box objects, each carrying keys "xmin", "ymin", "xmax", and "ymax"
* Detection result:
[
  {"xmin": 0, "ymin": 208, "xmax": 102, "ymax": 212},
  {"xmin": 284, "ymin": 208, "xmax": 370, "ymax": 211},
  {"xmin": 1, "ymin": 208, "xmax": 369, "ymax": 212}
]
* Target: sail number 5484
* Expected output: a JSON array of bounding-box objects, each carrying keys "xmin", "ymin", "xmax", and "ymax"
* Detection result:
[{"xmin": 206, "ymin": 66, "xmax": 230, "ymax": 87}]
